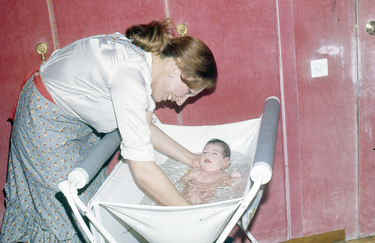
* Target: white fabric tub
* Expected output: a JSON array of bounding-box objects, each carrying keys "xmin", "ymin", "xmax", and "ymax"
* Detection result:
[{"xmin": 88, "ymin": 118, "xmax": 262, "ymax": 243}]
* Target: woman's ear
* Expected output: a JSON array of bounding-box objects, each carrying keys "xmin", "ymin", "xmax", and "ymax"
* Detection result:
[
  {"xmin": 168, "ymin": 58, "xmax": 179, "ymax": 76},
  {"xmin": 169, "ymin": 58, "xmax": 183, "ymax": 76}
]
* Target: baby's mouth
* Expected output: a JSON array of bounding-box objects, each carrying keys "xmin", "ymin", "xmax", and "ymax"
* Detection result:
[{"xmin": 204, "ymin": 159, "xmax": 211, "ymax": 163}]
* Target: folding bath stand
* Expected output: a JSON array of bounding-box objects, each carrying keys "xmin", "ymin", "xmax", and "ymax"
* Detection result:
[{"xmin": 59, "ymin": 96, "xmax": 280, "ymax": 243}]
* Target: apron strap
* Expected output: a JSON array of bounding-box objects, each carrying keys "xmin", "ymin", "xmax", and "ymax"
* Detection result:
[{"xmin": 9, "ymin": 67, "xmax": 55, "ymax": 122}]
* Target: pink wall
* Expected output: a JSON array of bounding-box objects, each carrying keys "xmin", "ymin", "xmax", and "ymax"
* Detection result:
[
  {"xmin": 357, "ymin": 0, "xmax": 375, "ymax": 238},
  {"xmin": 290, "ymin": 0, "xmax": 359, "ymax": 240},
  {"xmin": 0, "ymin": 0, "xmax": 55, "ymax": 229},
  {"xmin": 0, "ymin": 0, "xmax": 374, "ymax": 242}
]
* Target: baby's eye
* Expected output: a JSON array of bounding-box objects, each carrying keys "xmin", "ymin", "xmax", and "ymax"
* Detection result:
[{"xmin": 187, "ymin": 89, "xmax": 192, "ymax": 95}]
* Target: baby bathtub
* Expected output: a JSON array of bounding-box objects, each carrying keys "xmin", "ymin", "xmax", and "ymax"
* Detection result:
[{"xmin": 58, "ymin": 96, "xmax": 280, "ymax": 243}]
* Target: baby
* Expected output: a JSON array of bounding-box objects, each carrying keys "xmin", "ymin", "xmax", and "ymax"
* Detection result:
[{"xmin": 181, "ymin": 139, "xmax": 241, "ymax": 205}]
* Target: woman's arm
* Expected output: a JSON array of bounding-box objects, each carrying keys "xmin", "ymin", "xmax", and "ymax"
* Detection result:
[
  {"xmin": 108, "ymin": 64, "xmax": 191, "ymax": 205},
  {"xmin": 146, "ymin": 111, "xmax": 199, "ymax": 167},
  {"xmin": 127, "ymin": 160, "xmax": 189, "ymax": 206},
  {"xmin": 126, "ymin": 111, "xmax": 199, "ymax": 206}
]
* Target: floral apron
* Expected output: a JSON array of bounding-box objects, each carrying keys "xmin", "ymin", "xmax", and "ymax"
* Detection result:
[{"xmin": 1, "ymin": 74, "xmax": 107, "ymax": 242}]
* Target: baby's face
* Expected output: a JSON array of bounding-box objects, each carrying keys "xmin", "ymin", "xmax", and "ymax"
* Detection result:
[{"xmin": 199, "ymin": 143, "xmax": 230, "ymax": 172}]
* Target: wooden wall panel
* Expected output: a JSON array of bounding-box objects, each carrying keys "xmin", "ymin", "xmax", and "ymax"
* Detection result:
[
  {"xmin": 292, "ymin": 0, "xmax": 358, "ymax": 239},
  {"xmin": 50, "ymin": 0, "xmax": 178, "ymax": 124},
  {"xmin": 357, "ymin": 0, "xmax": 375, "ymax": 238},
  {"xmin": 169, "ymin": 0, "xmax": 281, "ymax": 126},
  {"xmin": 168, "ymin": 1, "xmax": 287, "ymax": 242}
]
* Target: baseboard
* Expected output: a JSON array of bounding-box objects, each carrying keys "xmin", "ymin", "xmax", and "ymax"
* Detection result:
[{"xmin": 281, "ymin": 229, "xmax": 346, "ymax": 243}]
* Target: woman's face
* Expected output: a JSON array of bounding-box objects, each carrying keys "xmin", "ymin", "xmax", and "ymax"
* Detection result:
[{"xmin": 151, "ymin": 59, "xmax": 203, "ymax": 106}]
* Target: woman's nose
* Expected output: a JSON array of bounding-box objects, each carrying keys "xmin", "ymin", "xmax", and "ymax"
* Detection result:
[{"xmin": 176, "ymin": 96, "xmax": 189, "ymax": 106}]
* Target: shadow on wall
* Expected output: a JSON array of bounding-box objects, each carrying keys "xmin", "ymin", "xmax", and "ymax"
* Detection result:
[{"xmin": 156, "ymin": 88, "xmax": 215, "ymax": 113}]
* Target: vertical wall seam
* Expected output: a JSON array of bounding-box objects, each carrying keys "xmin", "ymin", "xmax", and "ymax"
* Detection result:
[
  {"xmin": 164, "ymin": 0, "xmax": 170, "ymax": 19},
  {"xmin": 275, "ymin": 0, "xmax": 291, "ymax": 239},
  {"xmin": 354, "ymin": 0, "xmax": 361, "ymax": 238},
  {"xmin": 47, "ymin": 0, "xmax": 58, "ymax": 50},
  {"xmin": 164, "ymin": 0, "xmax": 182, "ymax": 125}
]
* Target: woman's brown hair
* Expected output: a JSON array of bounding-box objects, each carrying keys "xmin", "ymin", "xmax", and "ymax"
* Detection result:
[{"xmin": 126, "ymin": 19, "xmax": 217, "ymax": 90}]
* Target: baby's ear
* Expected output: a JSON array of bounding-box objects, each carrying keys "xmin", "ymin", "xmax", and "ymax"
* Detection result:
[{"xmin": 222, "ymin": 157, "xmax": 231, "ymax": 170}]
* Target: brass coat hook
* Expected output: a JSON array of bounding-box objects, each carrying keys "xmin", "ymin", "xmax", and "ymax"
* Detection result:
[
  {"xmin": 176, "ymin": 23, "xmax": 188, "ymax": 36},
  {"xmin": 366, "ymin": 21, "xmax": 375, "ymax": 36},
  {"xmin": 36, "ymin": 42, "xmax": 48, "ymax": 63}
]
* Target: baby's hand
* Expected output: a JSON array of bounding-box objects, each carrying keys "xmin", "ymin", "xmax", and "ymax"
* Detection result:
[
  {"xmin": 181, "ymin": 171, "xmax": 200, "ymax": 181},
  {"xmin": 181, "ymin": 174, "xmax": 190, "ymax": 181},
  {"xmin": 230, "ymin": 171, "xmax": 242, "ymax": 179},
  {"xmin": 189, "ymin": 171, "xmax": 200, "ymax": 180}
]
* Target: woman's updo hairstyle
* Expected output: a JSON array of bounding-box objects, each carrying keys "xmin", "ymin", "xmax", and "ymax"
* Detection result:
[{"xmin": 126, "ymin": 19, "xmax": 217, "ymax": 90}]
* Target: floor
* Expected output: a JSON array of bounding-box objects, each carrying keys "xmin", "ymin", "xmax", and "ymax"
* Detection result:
[
  {"xmin": 344, "ymin": 236, "xmax": 375, "ymax": 243},
  {"xmin": 280, "ymin": 230, "xmax": 375, "ymax": 243}
]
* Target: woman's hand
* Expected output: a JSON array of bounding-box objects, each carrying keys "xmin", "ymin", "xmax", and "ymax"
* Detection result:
[{"xmin": 191, "ymin": 154, "xmax": 201, "ymax": 167}]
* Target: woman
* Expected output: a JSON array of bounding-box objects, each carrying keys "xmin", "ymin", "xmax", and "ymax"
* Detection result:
[{"xmin": 1, "ymin": 19, "xmax": 217, "ymax": 242}]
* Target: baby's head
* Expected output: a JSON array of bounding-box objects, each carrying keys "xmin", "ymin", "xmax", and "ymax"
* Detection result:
[{"xmin": 199, "ymin": 139, "xmax": 231, "ymax": 172}]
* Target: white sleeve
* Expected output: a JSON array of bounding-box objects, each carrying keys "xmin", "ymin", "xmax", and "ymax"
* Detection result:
[{"xmin": 108, "ymin": 62, "xmax": 155, "ymax": 161}]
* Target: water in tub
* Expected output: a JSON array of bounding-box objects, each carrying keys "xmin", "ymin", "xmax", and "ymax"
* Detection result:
[{"xmin": 140, "ymin": 151, "xmax": 251, "ymax": 206}]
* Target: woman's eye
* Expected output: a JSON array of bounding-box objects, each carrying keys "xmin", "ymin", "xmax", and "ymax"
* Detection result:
[{"xmin": 188, "ymin": 89, "xmax": 192, "ymax": 95}]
